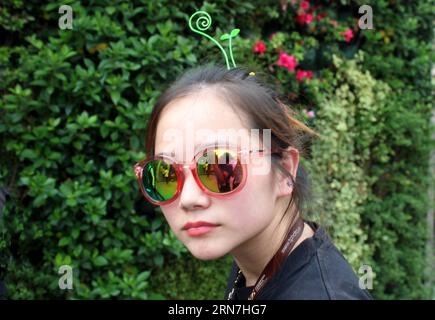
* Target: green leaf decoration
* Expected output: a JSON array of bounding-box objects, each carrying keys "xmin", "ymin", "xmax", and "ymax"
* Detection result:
[{"xmin": 230, "ymin": 28, "xmax": 240, "ymax": 37}]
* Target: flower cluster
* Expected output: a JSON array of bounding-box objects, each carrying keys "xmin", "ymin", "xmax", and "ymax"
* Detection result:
[
  {"xmin": 341, "ymin": 28, "xmax": 354, "ymax": 43},
  {"xmin": 253, "ymin": 40, "xmax": 266, "ymax": 55},
  {"xmin": 295, "ymin": 0, "xmax": 314, "ymax": 26},
  {"xmin": 252, "ymin": 0, "xmax": 356, "ymax": 84},
  {"xmin": 295, "ymin": 69, "xmax": 313, "ymax": 82},
  {"xmin": 277, "ymin": 51, "xmax": 298, "ymax": 72}
]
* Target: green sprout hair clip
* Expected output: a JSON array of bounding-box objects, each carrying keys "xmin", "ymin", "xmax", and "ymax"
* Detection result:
[{"xmin": 188, "ymin": 11, "xmax": 240, "ymax": 70}]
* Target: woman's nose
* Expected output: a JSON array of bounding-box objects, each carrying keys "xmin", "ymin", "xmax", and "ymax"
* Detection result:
[{"xmin": 178, "ymin": 167, "xmax": 211, "ymax": 211}]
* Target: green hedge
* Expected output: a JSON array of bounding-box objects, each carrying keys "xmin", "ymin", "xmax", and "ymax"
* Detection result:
[
  {"xmin": 306, "ymin": 53, "xmax": 391, "ymax": 268},
  {"xmin": 0, "ymin": 0, "xmax": 432, "ymax": 299},
  {"xmin": 350, "ymin": 1, "xmax": 433, "ymax": 299}
]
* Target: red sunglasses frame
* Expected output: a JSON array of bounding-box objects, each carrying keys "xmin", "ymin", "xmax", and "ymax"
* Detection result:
[{"xmin": 133, "ymin": 146, "xmax": 283, "ymax": 206}]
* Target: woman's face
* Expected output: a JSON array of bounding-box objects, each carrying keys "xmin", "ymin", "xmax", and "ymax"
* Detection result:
[{"xmin": 154, "ymin": 89, "xmax": 295, "ymax": 260}]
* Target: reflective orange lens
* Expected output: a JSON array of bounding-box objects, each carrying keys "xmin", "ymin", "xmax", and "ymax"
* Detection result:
[{"xmin": 196, "ymin": 148, "xmax": 243, "ymax": 193}]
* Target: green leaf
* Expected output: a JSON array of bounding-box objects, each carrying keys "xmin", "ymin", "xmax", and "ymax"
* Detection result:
[
  {"xmin": 94, "ymin": 256, "xmax": 109, "ymax": 267},
  {"xmin": 59, "ymin": 237, "xmax": 70, "ymax": 247},
  {"xmin": 66, "ymin": 197, "xmax": 77, "ymax": 207},
  {"xmin": 230, "ymin": 28, "xmax": 240, "ymax": 37},
  {"xmin": 105, "ymin": 6, "xmax": 116, "ymax": 15},
  {"xmin": 220, "ymin": 33, "xmax": 230, "ymax": 41},
  {"xmin": 153, "ymin": 255, "xmax": 164, "ymax": 267},
  {"xmin": 148, "ymin": 293, "xmax": 165, "ymax": 300},
  {"xmin": 110, "ymin": 91, "xmax": 120, "ymax": 105},
  {"xmin": 100, "ymin": 125, "xmax": 110, "ymax": 138},
  {"xmin": 55, "ymin": 253, "xmax": 72, "ymax": 267},
  {"xmin": 33, "ymin": 194, "xmax": 47, "ymax": 207},
  {"xmin": 21, "ymin": 149, "xmax": 37, "ymax": 160},
  {"xmin": 151, "ymin": 218, "xmax": 162, "ymax": 231},
  {"xmin": 136, "ymin": 271, "xmax": 150, "ymax": 282}
]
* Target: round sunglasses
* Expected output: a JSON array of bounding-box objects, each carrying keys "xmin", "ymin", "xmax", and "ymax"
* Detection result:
[{"xmin": 133, "ymin": 145, "xmax": 281, "ymax": 205}]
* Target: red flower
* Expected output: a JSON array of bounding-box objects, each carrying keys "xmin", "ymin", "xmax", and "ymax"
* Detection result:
[
  {"xmin": 296, "ymin": 14, "xmax": 306, "ymax": 26},
  {"xmin": 296, "ymin": 13, "xmax": 314, "ymax": 26},
  {"xmin": 277, "ymin": 52, "xmax": 298, "ymax": 72},
  {"xmin": 305, "ymin": 13, "xmax": 314, "ymax": 24},
  {"xmin": 306, "ymin": 70, "xmax": 313, "ymax": 79},
  {"xmin": 253, "ymin": 40, "xmax": 267, "ymax": 55},
  {"xmin": 341, "ymin": 28, "xmax": 354, "ymax": 43},
  {"xmin": 296, "ymin": 69, "xmax": 313, "ymax": 82},
  {"xmin": 300, "ymin": 0, "xmax": 310, "ymax": 11}
]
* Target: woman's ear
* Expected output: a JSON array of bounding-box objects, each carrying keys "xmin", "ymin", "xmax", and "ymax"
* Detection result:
[{"xmin": 276, "ymin": 147, "xmax": 299, "ymax": 198}]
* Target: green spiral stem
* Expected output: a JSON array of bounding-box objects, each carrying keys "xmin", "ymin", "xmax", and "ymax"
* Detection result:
[{"xmin": 188, "ymin": 11, "xmax": 231, "ymax": 70}]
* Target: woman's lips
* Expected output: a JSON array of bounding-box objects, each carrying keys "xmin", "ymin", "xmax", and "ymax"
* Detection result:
[{"xmin": 183, "ymin": 221, "xmax": 220, "ymax": 237}]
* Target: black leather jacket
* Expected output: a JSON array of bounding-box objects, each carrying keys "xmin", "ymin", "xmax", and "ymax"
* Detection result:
[{"xmin": 224, "ymin": 221, "xmax": 373, "ymax": 300}]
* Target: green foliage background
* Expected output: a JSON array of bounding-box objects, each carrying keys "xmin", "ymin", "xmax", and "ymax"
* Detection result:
[{"xmin": 0, "ymin": 0, "xmax": 433, "ymax": 299}]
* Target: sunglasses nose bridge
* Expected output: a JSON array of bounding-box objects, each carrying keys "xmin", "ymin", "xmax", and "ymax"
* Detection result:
[
  {"xmin": 183, "ymin": 162, "xmax": 198, "ymax": 170},
  {"xmin": 177, "ymin": 163, "xmax": 197, "ymax": 179}
]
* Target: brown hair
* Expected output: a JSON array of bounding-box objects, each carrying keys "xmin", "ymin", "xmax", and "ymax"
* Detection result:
[{"xmin": 145, "ymin": 64, "xmax": 319, "ymax": 222}]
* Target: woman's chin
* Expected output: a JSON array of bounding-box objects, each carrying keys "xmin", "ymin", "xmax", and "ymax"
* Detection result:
[{"xmin": 187, "ymin": 246, "xmax": 228, "ymax": 261}]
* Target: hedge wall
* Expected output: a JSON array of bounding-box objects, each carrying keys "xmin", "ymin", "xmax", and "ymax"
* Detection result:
[{"xmin": 0, "ymin": 0, "xmax": 432, "ymax": 299}]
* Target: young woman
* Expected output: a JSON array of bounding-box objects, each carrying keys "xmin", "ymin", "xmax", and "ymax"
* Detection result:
[{"xmin": 134, "ymin": 65, "xmax": 373, "ymax": 300}]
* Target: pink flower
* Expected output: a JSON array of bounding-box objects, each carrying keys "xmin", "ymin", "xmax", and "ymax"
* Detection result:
[
  {"xmin": 300, "ymin": 0, "xmax": 310, "ymax": 11},
  {"xmin": 296, "ymin": 69, "xmax": 313, "ymax": 82},
  {"xmin": 253, "ymin": 40, "xmax": 266, "ymax": 55},
  {"xmin": 341, "ymin": 28, "xmax": 354, "ymax": 43},
  {"xmin": 305, "ymin": 13, "xmax": 314, "ymax": 24},
  {"xmin": 277, "ymin": 52, "xmax": 298, "ymax": 72},
  {"xmin": 295, "ymin": 70, "xmax": 304, "ymax": 81},
  {"xmin": 307, "ymin": 110, "xmax": 316, "ymax": 118},
  {"xmin": 295, "ymin": 13, "xmax": 314, "ymax": 26}
]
